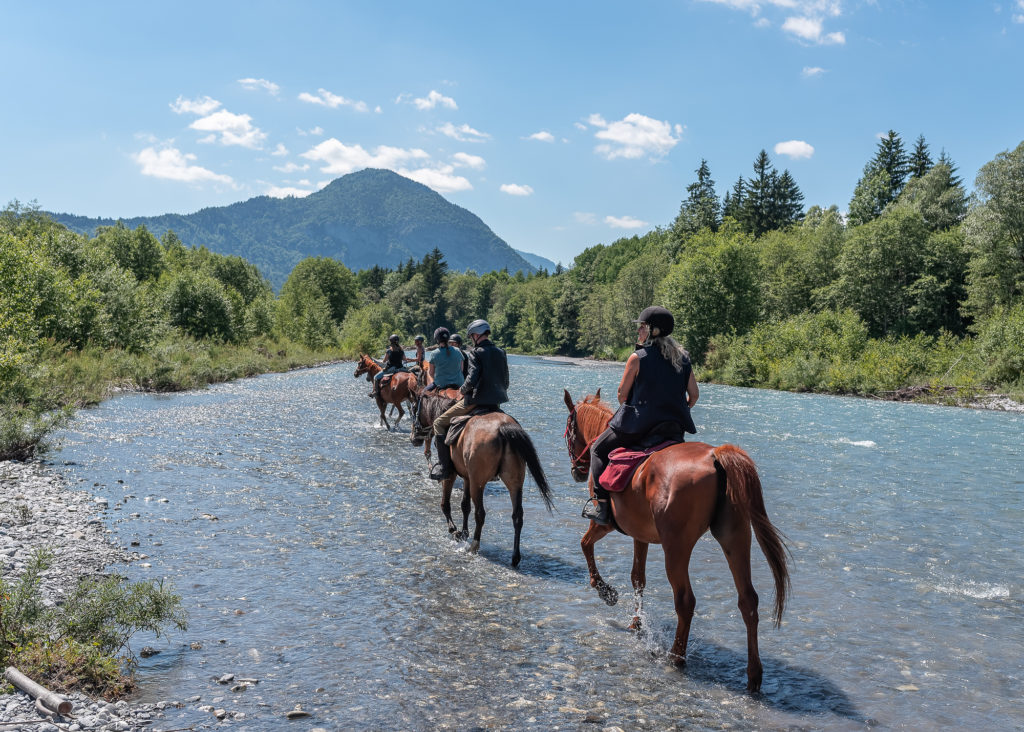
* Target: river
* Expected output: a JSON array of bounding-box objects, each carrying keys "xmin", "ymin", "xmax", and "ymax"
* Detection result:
[{"xmin": 53, "ymin": 356, "xmax": 1024, "ymax": 730}]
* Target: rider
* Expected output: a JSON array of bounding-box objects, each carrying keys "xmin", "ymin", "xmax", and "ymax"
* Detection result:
[
  {"xmin": 449, "ymin": 333, "xmax": 469, "ymax": 378},
  {"xmin": 582, "ymin": 306, "xmax": 699, "ymax": 525},
  {"xmin": 429, "ymin": 319, "xmax": 509, "ymax": 480},
  {"xmin": 423, "ymin": 327, "xmax": 465, "ymax": 393},
  {"xmin": 373, "ymin": 334, "xmax": 410, "ymax": 397},
  {"xmin": 413, "ymin": 335, "xmax": 426, "ymax": 370}
]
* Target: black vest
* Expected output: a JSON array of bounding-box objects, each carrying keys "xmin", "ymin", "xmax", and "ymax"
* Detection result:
[
  {"xmin": 384, "ymin": 347, "xmax": 404, "ymax": 369},
  {"xmin": 608, "ymin": 345, "xmax": 696, "ymax": 436}
]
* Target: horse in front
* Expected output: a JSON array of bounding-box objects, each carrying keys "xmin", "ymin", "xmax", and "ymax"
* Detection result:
[
  {"xmin": 353, "ymin": 354, "xmax": 418, "ymax": 431},
  {"xmin": 563, "ymin": 389, "xmax": 790, "ymax": 693}
]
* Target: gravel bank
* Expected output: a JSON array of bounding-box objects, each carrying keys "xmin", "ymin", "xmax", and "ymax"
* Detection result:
[{"xmin": 0, "ymin": 460, "xmax": 173, "ymax": 732}]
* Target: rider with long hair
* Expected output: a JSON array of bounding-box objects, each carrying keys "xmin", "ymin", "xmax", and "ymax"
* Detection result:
[
  {"xmin": 423, "ymin": 327, "xmax": 464, "ymax": 392},
  {"xmin": 583, "ymin": 306, "xmax": 699, "ymax": 525}
]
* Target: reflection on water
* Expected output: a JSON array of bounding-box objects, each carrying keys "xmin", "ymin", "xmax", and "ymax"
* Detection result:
[{"xmin": 55, "ymin": 357, "xmax": 1024, "ymax": 730}]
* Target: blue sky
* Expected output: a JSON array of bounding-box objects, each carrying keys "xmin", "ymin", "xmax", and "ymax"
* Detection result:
[{"xmin": 2, "ymin": 1, "xmax": 1022, "ymax": 267}]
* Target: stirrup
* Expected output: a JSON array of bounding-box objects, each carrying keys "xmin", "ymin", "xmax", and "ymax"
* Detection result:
[{"xmin": 581, "ymin": 497, "xmax": 610, "ymax": 525}]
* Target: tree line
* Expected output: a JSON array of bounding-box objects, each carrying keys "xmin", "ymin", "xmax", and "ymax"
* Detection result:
[{"xmin": 3, "ymin": 133, "xmax": 1023, "ymax": 457}]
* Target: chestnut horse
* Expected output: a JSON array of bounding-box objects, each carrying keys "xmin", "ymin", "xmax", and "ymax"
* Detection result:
[
  {"xmin": 353, "ymin": 354, "xmax": 418, "ymax": 431},
  {"xmin": 563, "ymin": 389, "xmax": 790, "ymax": 693},
  {"xmin": 412, "ymin": 390, "xmax": 553, "ymax": 568}
]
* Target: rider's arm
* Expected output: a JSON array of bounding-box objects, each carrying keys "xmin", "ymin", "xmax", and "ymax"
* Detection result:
[
  {"xmin": 687, "ymin": 370, "xmax": 699, "ymax": 407},
  {"xmin": 617, "ymin": 353, "xmax": 640, "ymax": 405},
  {"xmin": 425, "ymin": 360, "xmax": 435, "ymax": 386}
]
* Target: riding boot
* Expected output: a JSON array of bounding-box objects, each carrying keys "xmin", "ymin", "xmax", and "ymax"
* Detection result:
[
  {"xmin": 581, "ymin": 484, "xmax": 611, "ymax": 525},
  {"xmin": 429, "ymin": 435, "xmax": 454, "ymax": 481}
]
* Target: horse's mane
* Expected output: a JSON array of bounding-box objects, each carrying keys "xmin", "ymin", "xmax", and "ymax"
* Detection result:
[{"xmin": 578, "ymin": 394, "xmax": 613, "ymax": 437}]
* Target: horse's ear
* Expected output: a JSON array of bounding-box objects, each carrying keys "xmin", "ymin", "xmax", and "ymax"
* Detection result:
[
  {"xmin": 563, "ymin": 389, "xmax": 574, "ymax": 411},
  {"xmin": 595, "ymin": 387, "xmax": 601, "ymax": 401}
]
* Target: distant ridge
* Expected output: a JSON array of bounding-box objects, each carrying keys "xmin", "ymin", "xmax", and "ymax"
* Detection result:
[
  {"xmin": 50, "ymin": 169, "xmax": 538, "ymax": 289},
  {"xmin": 514, "ymin": 248, "xmax": 558, "ymax": 272}
]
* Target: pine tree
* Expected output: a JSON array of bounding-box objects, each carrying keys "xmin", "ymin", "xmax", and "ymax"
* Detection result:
[
  {"xmin": 672, "ymin": 158, "xmax": 721, "ymax": 238},
  {"xmin": 873, "ymin": 130, "xmax": 910, "ymax": 204},
  {"xmin": 741, "ymin": 150, "xmax": 776, "ymax": 236},
  {"xmin": 909, "ymin": 134, "xmax": 933, "ymax": 179},
  {"xmin": 848, "ymin": 130, "xmax": 910, "ymax": 226},
  {"xmin": 722, "ymin": 176, "xmax": 745, "ymax": 221},
  {"xmin": 771, "ymin": 169, "xmax": 805, "ymax": 227},
  {"xmin": 937, "ymin": 149, "xmax": 963, "ymax": 189}
]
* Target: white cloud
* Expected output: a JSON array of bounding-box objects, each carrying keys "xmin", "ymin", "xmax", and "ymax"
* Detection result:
[
  {"xmin": 452, "ymin": 152, "xmax": 486, "ymax": 169},
  {"xmin": 297, "ymin": 126, "xmax": 324, "ymax": 137},
  {"xmin": 170, "ymin": 95, "xmax": 221, "ymax": 116},
  {"xmin": 605, "ymin": 215, "xmax": 648, "ymax": 229},
  {"xmin": 238, "ymin": 78, "xmax": 280, "ymax": 95},
  {"xmin": 400, "ymin": 165, "xmax": 471, "ymax": 193},
  {"xmin": 298, "ymin": 88, "xmax": 369, "ymax": 112},
  {"xmin": 301, "ymin": 139, "xmax": 430, "ymax": 175},
  {"xmin": 782, "ymin": 16, "xmax": 845, "ymax": 44},
  {"xmin": 528, "ymin": 131, "xmax": 555, "ymax": 142},
  {"xmin": 266, "ymin": 185, "xmax": 314, "ymax": 198},
  {"xmin": 413, "ymin": 90, "xmax": 458, "ymax": 110},
  {"xmin": 588, "ymin": 113, "xmax": 683, "ymax": 160},
  {"xmin": 574, "ymin": 212, "xmax": 597, "ymax": 225},
  {"xmin": 133, "ymin": 146, "xmax": 233, "ymax": 184},
  {"xmin": 500, "ymin": 183, "xmax": 534, "ymax": 196},
  {"xmin": 189, "ymin": 110, "xmax": 267, "ymax": 149},
  {"xmin": 437, "ymin": 122, "xmax": 490, "ymax": 142},
  {"xmin": 271, "ymin": 143, "xmax": 289, "ymax": 156},
  {"xmin": 802, "ymin": 66, "xmax": 827, "ymax": 77},
  {"xmin": 774, "ymin": 140, "xmax": 815, "ymax": 159},
  {"xmin": 698, "ymin": 1, "xmax": 845, "ymax": 43},
  {"xmin": 273, "ymin": 161, "xmax": 310, "ymax": 173}
]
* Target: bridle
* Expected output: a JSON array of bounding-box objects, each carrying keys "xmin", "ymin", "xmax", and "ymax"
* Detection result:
[{"xmin": 564, "ymin": 406, "xmax": 598, "ymax": 476}]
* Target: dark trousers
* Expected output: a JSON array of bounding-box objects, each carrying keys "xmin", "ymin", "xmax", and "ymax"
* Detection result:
[{"xmin": 589, "ymin": 428, "xmax": 644, "ymax": 493}]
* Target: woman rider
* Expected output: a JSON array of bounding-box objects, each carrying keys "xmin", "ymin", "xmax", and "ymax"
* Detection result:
[
  {"xmin": 373, "ymin": 334, "xmax": 411, "ymax": 397},
  {"xmin": 582, "ymin": 306, "xmax": 699, "ymax": 525},
  {"xmin": 423, "ymin": 327, "xmax": 464, "ymax": 392}
]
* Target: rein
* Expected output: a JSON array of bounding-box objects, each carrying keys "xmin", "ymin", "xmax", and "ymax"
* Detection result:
[{"xmin": 564, "ymin": 408, "xmax": 599, "ymax": 472}]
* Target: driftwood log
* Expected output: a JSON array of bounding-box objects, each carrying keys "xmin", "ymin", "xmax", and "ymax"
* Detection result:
[{"xmin": 3, "ymin": 666, "xmax": 73, "ymax": 716}]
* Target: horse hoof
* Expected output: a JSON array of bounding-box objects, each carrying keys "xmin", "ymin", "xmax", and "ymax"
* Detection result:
[
  {"xmin": 596, "ymin": 582, "xmax": 619, "ymax": 606},
  {"xmin": 469, "ymin": 540, "xmax": 480, "ymax": 554},
  {"xmin": 670, "ymin": 654, "xmax": 687, "ymax": 668},
  {"xmin": 628, "ymin": 617, "xmax": 642, "ymax": 632}
]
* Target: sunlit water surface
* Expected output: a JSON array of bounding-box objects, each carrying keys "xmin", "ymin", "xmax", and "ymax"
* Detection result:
[{"xmin": 54, "ymin": 357, "xmax": 1023, "ymax": 730}]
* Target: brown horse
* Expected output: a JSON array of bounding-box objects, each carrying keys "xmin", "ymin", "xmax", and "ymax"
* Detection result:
[
  {"xmin": 563, "ymin": 389, "xmax": 790, "ymax": 693},
  {"xmin": 353, "ymin": 354, "xmax": 418, "ymax": 431},
  {"xmin": 412, "ymin": 390, "xmax": 554, "ymax": 568}
]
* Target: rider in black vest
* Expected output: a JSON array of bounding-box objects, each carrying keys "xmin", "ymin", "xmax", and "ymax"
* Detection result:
[{"xmin": 583, "ymin": 306, "xmax": 699, "ymax": 525}]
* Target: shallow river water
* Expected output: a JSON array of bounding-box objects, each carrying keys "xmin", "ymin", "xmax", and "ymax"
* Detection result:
[{"xmin": 54, "ymin": 356, "xmax": 1023, "ymax": 730}]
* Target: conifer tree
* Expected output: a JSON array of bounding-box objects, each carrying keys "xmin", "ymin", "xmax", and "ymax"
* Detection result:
[
  {"xmin": 741, "ymin": 150, "xmax": 776, "ymax": 236},
  {"xmin": 722, "ymin": 176, "xmax": 745, "ymax": 221},
  {"xmin": 909, "ymin": 134, "xmax": 933, "ymax": 179},
  {"xmin": 771, "ymin": 169, "xmax": 805, "ymax": 227},
  {"xmin": 672, "ymin": 159, "xmax": 721, "ymax": 237}
]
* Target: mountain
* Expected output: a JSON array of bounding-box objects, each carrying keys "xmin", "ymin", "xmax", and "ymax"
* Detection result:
[
  {"xmin": 514, "ymin": 248, "xmax": 558, "ymax": 272},
  {"xmin": 49, "ymin": 169, "xmax": 537, "ymax": 289}
]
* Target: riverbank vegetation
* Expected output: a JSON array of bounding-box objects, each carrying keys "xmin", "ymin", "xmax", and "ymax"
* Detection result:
[
  {"xmin": 0, "ymin": 549, "xmax": 187, "ymax": 696},
  {"xmin": 3, "ymin": 134, "xmax": 1023, "ymax": 458}
]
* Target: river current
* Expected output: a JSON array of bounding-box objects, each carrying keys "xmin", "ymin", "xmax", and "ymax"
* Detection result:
[{"xmin": 54, "ymin": 356, "xmax": 1023, "ymax": 730}]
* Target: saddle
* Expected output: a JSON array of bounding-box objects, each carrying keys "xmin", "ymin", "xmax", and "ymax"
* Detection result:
[
  {"xmin": 379, "ymin": 367, "xmax": 411, "ymax": 388},
  {"xmin": 599, "ymin": 440, "xmax": 679, "ymax": 493},
  {"xmin": 444, "ymin": 405, "xmax": 503, "ymax": 445}
]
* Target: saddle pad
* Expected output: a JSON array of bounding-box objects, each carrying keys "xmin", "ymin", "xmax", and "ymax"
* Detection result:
[
  {"xmin": 599, "ymin": 440, "xmax": 678, "ymax": 492},
  {"xmin": 444, "ymin": 406, "xmax": 504, "ymax": 446}
]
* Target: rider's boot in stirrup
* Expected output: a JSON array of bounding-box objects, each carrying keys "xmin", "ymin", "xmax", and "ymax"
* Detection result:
[
  {"xmin": 581, "ymin": 485, "xmax": 611, "ymax": 525},
  {"xmin": 430, "ymin": 435, "xmax": 454, "ymax": 481}
]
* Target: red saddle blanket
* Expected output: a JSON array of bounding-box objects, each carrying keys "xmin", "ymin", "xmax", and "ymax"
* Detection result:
[{"xmin": 599, "ymin": 441, "xmax": 677, "ymax": 492}]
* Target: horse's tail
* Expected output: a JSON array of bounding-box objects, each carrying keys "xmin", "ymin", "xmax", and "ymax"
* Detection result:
[
  {"xmin": 713, "ymin": 444, "xmax": 791, "ymax": 627},
  {"xmin": 498, "ymin": 422, "xmax": 554, "ymax": 512}
]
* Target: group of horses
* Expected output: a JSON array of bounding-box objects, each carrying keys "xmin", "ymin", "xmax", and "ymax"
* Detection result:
[{"xmin": 353, "ymin": 353, "xmax": 790, "ymax": 693}]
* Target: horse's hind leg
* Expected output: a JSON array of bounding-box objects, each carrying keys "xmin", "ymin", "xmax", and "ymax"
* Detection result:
[
  {"xmin": 629, "ymin": 540, "xmax": 649, "ymax": 631},
  {"xmin": 468, "ymin": 481, "xmax": 486, "ymax": 555},
  {"xmin": 507, "ymin": 481, "xmax": 524, "ymax": 568},
  {"xmin": 581, "ymin": 521, "xmax": 617, "ymax": 605},
  {"xmin": 711, "ymin": 505, "xmax": 762, "ymax": 692},
  {"xmin": 459, "ymin": 481, "xmax": 471, "ymax": 541}
]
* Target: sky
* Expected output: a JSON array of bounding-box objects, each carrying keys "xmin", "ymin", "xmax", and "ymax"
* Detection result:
[{"xmin": 2, "ymin": 1, "xmax": 1023, "ymax": 267}]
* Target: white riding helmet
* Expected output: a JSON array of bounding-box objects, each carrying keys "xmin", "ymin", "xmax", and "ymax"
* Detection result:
[{"xmin": 466, "ymin": 319, "xmax": 491, "ymax": 338}]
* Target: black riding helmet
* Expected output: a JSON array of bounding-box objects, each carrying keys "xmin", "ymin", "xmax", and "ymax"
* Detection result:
[
  {"xmin": 450, "ymin": 333, "xmax": 463, "ymax": 346},
  {"xmin": 388, "ymin": 333, "xmax": 400, "ymax": 344},
  {"xmin": 635, "ymin": 306, "xmax": 674, "ymax": 337},
  {"xmin": 433, "ymin": 327, "xmax": 450, "ymax": 344}
]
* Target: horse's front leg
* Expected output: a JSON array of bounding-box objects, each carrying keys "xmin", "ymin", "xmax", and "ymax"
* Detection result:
[
  {"xmin": 581, "ymin": 521, "xmax": 617, "ymax": 605},
  {"xmin": 377, "ymin": 397, "xmax": 391, "ymax": 430},
  {"xmin": 459, "ymin": 480, "xmax": 471, "ymax": 541},
  {"xmin": 468, "ymin": 482, "xmax": 485, "ymax": 555},
  {"xmin": 393, "ymin": 403, "xmax": 404, "ymax": 430},
  {"xmin": 629, "ymin": 539, "xmax": 649, "ymax": 631}
]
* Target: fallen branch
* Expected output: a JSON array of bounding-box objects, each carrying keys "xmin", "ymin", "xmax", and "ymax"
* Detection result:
[{"xmin": 3, "ymin": 666, "xmax": 73, "ymax": 716}]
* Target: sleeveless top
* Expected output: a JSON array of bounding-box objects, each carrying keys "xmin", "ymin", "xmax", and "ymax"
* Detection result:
[
  {"xmin": 608, "ymin": 344, "xmax": 696, "ymax": 436},
  {"xmin": 383, "ymin": 347, "xmax": 405, "ymax": 369},
  {"xmin": 428, "ymin": 345, "xmax": 464, "ymax": 387}
]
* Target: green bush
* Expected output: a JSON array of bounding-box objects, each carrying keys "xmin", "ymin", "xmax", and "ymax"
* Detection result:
[{"xmin": 974, "ymin": 301, "xmax": 1024, "ymax": 385}]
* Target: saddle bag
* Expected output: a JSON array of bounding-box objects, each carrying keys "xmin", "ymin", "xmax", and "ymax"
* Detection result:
[{"xmin": 599, "ymin": 440, "xmax": 678, "ymax": 492}]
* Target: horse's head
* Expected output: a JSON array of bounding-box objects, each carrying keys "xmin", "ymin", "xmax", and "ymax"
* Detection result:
[
  {"xmin": 353, "ymin": 354, "xmax": 377, "ymax": 380},
  {"xmin": 563, "ymin": 388, "xmax": 609, "ymax": 482}
]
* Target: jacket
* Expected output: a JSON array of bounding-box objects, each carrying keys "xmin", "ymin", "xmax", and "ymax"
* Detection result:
[
  {"xmin": 608, "ymin": 344, "xmax": 696, "ymax": 436},
  {"xmin": 460, "ymin": 338, "xmax": 509, "ymax": 405}
]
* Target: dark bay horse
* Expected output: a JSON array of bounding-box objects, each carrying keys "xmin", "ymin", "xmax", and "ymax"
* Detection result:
[
  {"xmin": 353, "ymin": 354, "xmax": 418, "ymax": 431},
  {"xmin": 563, "ymin": 389, "xmax": 790, "ymax": 693},
  {"xmin": 412, "ymin": 390, "xmax": 554, "ymax": 568}
]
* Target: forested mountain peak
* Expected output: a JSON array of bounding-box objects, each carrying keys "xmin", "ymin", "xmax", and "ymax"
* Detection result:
[{"xmin": 49, "ymin": 168, "xmax": 535, "ymax": 289}]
